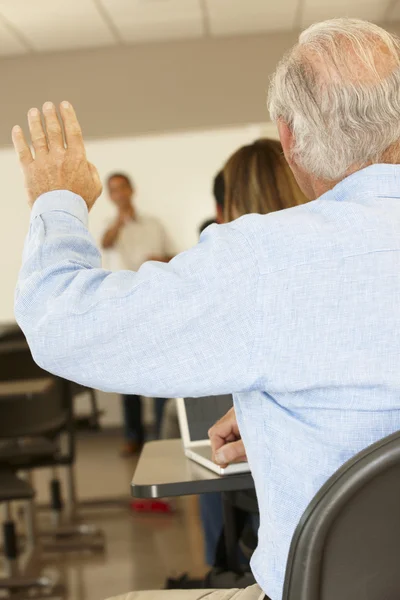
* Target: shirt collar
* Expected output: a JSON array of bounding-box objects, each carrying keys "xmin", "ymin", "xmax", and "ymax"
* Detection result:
[{"xmin": 322, "ymin": 164, "xmax": 400, "ymax": 204}]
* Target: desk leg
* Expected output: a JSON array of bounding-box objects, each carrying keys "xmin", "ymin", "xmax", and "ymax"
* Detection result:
[{"xmin": 222, "ymin": 491, "xmax": 240, "ymax": 573}]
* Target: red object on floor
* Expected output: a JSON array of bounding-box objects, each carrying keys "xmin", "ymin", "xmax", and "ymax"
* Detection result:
[{"xmin": 130, "ymin": 499, "xmax": 173, "ymax": 513}]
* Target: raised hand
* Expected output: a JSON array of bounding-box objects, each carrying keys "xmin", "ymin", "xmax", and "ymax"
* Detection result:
[{"xmin": 12, "ymin": 101, "xmax": 102, "ymax": 210}]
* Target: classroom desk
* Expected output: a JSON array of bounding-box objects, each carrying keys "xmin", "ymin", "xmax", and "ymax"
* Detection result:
[{"xmin": 131, "ymin": 439, "xmax": 255, "ymax": 572}]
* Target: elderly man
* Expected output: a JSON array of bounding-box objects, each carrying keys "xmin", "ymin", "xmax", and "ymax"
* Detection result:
[{"xmin": 12, "ymin": 18, "xmax": 400, "ymax": 600}]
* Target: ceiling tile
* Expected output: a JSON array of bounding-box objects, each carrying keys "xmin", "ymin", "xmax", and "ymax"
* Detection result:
[
  {"xmin": 102, "ymin": 0, "xmax": 202, "ymax": 21},
  {"xmin": 0, "ymin": 18, "xmax": 28, "ymax": 56},
  {"xmin": 301, "ymin": 0, "xmax": 388, "ymax": 28},
  {"xmin": 0, "ymin": 0, "xmax": 117, "ymax": 52},
  {"xmin": 205, "ymin": 0, "xmax": 300, "ymax": 35},
  {"xmin": 100, "ymin": 0, "xmax": 203, "ymax": 43}
]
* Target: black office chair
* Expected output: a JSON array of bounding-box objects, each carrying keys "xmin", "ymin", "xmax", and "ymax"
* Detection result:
[
  {"xmin": 0, "ymin": 381, "xmax": 65, "ymax": 596},
  {"xmin": 0, "ymin": 345, "xmax": 105, "ymax": 553},
  {"xmin": 283, "ymin": 429, "xmax": 400, "ymax": 600},
  {"xmin": 0, "ymin": 342, "xmax": 78, "ymax": 522},
  {"xmin": 0, "ymin": 469, "xmax": 59, "ymax": 595},
  {"xmin": 0, "ymin": 335, "xmax": 103, "ymax": 430}
]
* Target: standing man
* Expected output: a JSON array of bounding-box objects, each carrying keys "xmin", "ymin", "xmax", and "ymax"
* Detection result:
[{"xmin": 102, "ymin": 173, "xmax": 172, "ymax": 456}]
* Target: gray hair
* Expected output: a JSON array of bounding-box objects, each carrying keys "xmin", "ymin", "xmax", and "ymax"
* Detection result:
[{"xmin": 268, "ymin": 19, "xmax": 400, "ymax": 181}]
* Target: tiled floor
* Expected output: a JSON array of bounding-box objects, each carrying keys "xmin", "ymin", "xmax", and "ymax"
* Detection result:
[
  {"xmin": 44, "ymin": 500, "xmax": 207, "ymax": 600},
  {"xmin": 1, "ymin": 430, "xmax": 208, "ymax": 600},
  {"xmin": 33, "ymin": 429, "xmax": 141, "ymax": 504}
]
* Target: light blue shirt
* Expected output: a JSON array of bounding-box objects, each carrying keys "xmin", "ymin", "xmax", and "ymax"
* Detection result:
[{"xmin": 15, "ymin": 164, "xmax": 400, "ymax": 600}]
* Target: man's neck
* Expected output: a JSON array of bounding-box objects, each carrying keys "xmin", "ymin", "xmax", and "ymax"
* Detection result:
[
  {"xmin": 311, "ymin": 178, "xmax": 338, "ymax": 199},
  {"xmin": 311, "ymin": 165, "xmax": 374, "ymax": 199},
  {"xmin": 311, "ymin": 147, "xmax": 400, "ymax": 199},
  {"xmin": 121, "ymin": 205, "xmax": 135, "ymax": 221}
]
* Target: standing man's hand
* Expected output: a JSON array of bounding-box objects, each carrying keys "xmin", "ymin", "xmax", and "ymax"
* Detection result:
[
  {"xmin": 101, "ymin": 213, "xmax": 127, "ymax": 250},
  {"xmin": 12, "ymin": 101, "xmax": 102, "ymax": 210},
  {"xmin": 208, "ymin": 407, "xmax": 247, "ymax": 467}
]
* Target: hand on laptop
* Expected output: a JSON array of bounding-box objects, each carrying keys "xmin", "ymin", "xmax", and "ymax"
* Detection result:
[
  {"xmin": 208, "ymin": 407, "xmax": 247, "ymax": 467},
  {"xmin": 12, "ymin": 101, "xmax": 102, "ymax": 209}
]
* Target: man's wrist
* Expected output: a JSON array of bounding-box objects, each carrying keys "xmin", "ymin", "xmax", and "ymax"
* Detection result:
[{"xmin": 31, "ymin": 190, "xmax": 89, "ymax": 227}]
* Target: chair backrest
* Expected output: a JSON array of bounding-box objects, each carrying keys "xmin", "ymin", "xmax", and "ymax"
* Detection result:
[
  {"xmin": 0, "ymin": 378, "xmax": 68, "ymax": 438},
  {"xmin": 283, "ymin": 430, "xmax": 400, "ymax": 600},
  {"xmin": 0, "ymin": 340, "xmax": 48, "ymax": 381},
  {"xmin": 0, "ymin": 338, "xmax": 75, "ymax": 461},
  {"xmin": 0, "ymin": 323, "xmax": 24, "ymax": 343}
]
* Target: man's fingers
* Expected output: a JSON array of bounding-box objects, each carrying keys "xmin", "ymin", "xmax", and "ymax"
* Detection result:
[
  {"xmin": 60, "ymin": 101, "xmax": 85, "ymax": 154},
  {"xmin": 208, "ymin": 407, "xmax": 242, "ymax": 462},
  {"xmin": 28, "ymin": 108, "xmax": 48, "ymax": 155},
  {"xmin": 214, "ymin": 440, "xmax": 247, "ymax": 466},
  {"xmin": 43, "ymin": 102, "xmax": 64, "ymax": 150},
  {"xmin": 12, "ymin": 126, "xmax": 33, "ymax": 168},
  {"xmin": 209, "ymin": 428, "xmax": 235, "ymax": 455},
  {"xmin": 208, "ymin": 408, "xmax": 239, "ymax": 440}
]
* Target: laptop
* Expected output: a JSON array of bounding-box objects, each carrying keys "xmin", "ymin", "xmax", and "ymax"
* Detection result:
[{"xmin": 176, "ymin": 395, "xmax": 251, "ymax": 476}]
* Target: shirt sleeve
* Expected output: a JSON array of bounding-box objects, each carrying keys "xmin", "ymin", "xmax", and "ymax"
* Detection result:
[{"xmin": 15, "ymin": 191, "xmax": 261, "ymax": 397}]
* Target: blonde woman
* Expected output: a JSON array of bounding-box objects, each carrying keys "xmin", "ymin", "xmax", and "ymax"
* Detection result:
[{"xmin": 223, "ymin": 138, "xmax": 307, "ymax": 223}]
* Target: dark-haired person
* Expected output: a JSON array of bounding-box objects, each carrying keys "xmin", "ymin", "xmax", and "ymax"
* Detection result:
[
  {"xmin": 196, "ymin": 169, "xmax": 225, "ymax": 571},
  {"xmin": 102, "ymin": 173, "xmax": 173, "ymax": 456},
  {"xmin": 198, "ymin": 170, "xmax": 225, "ymax": 235},
  {"xmin": 200, "ymin": 138, "xmax": 307, "ymax": 576},
  {"xmin": 213, "ymin": 170, "xmax": 224, "ymax": 224}
]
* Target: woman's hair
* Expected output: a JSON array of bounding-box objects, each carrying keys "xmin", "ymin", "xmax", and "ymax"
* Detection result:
[{"xmin": 222, "ymin": 138, "xmax": 307, "ymax": 223}]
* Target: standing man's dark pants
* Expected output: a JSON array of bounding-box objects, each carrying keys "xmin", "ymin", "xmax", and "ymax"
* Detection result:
[{"xmin": 122, "ymin": 395, "xmax": 168, "ymax": 443}]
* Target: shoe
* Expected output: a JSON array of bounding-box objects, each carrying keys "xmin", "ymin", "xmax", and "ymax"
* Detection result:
[
  {"xmin": 120, "ymin": 441, "xmax": 143, "ymax": 457},
  {"xmin": 130, "ymin": 499, "xmax": 173, "ymax": 513}
]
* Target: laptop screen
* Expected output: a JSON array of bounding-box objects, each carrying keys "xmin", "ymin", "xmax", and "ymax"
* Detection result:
[{"xmin": 183, "ymin": 395, "xmax": 233, "ymax": 442}]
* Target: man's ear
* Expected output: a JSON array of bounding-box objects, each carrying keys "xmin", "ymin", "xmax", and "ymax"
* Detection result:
[
  {"xmin": 277, "ymin": 119, "xmax": 294, "ymax": 166},
  {"xmin": 277, "ymin": 118, "xmax": 318, "ymax": 200}
]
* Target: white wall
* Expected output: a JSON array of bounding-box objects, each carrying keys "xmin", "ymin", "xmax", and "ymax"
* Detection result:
[
  {"xmin": 87, "ymin": 123, "xmax": 269, "ymax": 251},
  {"xmin": 0, "ymin": 30, "xmax": 297, "ymax": 148}
]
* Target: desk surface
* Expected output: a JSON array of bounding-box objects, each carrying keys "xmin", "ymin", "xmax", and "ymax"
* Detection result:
[{"xmin": 131, "ymin": 439, "xmax": 254, "ymax": 498}]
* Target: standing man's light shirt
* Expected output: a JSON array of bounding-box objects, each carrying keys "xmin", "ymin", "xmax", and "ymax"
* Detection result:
[
  {"xmin": 103, "ymin": 214, "xmax": 171, "ymax": 272},
  {"xmin": 15, "ymin": 164, "xmax": 400, "ymax": 600}
]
